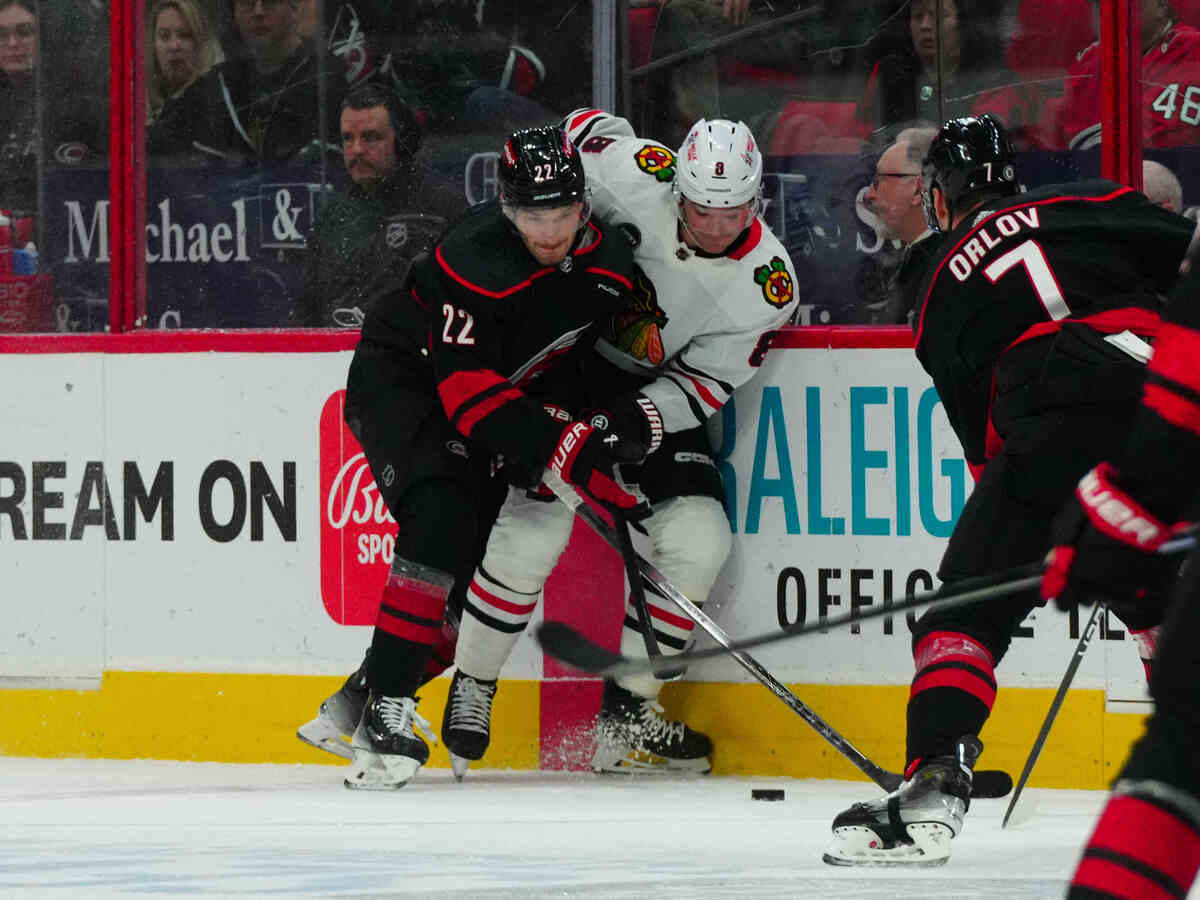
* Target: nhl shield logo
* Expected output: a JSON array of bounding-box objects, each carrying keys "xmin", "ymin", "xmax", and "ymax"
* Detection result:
[{"xmin": 386, "ymin": 220, "xmax": 409, "ymax": 249}]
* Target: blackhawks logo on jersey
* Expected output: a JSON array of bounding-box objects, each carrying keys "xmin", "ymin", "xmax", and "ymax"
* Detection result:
[
  {"xmin": 606, "ymin": 266, "xmax": 668, "ymax": 365},
  {"xmin": 634, "ymin": 144, "xmax": 676, "ymax": 182},
  {"xmin": 754, "ymin": 257, "xmax": 794, "ymax": 308}
]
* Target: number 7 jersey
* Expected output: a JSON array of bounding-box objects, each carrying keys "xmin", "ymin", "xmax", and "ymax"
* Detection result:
[{"xmin": 909, "ymin": 179, "xmax": 1193, "ymax": 471}]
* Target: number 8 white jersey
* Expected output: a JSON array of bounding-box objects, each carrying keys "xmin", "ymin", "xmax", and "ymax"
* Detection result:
[{"xmin": 564, "ymin": 109, "xmax": 798, "ymax": 432}]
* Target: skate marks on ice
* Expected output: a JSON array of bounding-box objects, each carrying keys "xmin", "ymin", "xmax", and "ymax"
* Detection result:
[{"xmin": 0, "ymin": 757, "xmax": 1158, "ymax": 899}]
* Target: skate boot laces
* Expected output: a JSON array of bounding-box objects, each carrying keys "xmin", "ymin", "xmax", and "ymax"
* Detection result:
[
  {"xmin": 637, "ymin": 699, "xmax": 685, "ymax": 746},
  {"xmin": 377, "ymin": 696, "xmax": 437, "ymax": 744},
  {"xmin": 448, "ymin": 676, "xmax": 496, "ymax": 736}
]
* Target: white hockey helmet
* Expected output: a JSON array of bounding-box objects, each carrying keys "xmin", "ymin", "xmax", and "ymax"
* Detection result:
[{"xmin": 673, "ymin": 118, "xmax": 763, "ymax": 212}]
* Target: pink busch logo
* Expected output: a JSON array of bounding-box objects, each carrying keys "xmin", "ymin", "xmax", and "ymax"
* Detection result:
[{"xmin": 319, "ymin": 390, "xmax": 395, "ymax": 625}]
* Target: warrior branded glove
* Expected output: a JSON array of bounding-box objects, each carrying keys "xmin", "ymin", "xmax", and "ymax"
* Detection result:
[
  {"xmin": 1042, "ymin": 463, "xmax": 1189, "ymax": 612},
  {"xmin": 549, "ymin": 420, "xmax": 651, "ymax": 520},
  {"xmin": 583, "ymin": 392, "xmax": 664, "ymax": 462}
]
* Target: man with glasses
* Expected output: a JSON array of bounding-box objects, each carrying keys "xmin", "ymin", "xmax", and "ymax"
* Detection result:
[
  {"xmin": 861, "ymin": 126, "xmax": 938, "ymax": 324},
  {"xmin": 149, "ymin": 0, "xmax": 347, "ymax": 163}
]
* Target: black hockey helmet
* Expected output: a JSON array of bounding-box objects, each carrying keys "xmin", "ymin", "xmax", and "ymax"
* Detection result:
[
  {"xmin": 498, "ymin": 125, "xmax": 587, "ymax": 208},
  {"xmin": 923, "ymin": 113, "xmax": 1018, "ymax": 226}
]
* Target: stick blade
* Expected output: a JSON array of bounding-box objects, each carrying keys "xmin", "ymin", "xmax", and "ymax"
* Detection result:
[
  {"xmin": 972, "ymin": 769, "xmax": 1013, "ymax": 800},
  {"xmin": 535, "ymin": 621, "xmax": 626, "ymax": 674}
]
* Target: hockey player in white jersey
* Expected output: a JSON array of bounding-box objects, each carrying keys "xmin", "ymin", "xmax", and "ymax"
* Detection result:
[{"xmin": 440, "ymin": 109, "xmax": 799, "ymax": 777}]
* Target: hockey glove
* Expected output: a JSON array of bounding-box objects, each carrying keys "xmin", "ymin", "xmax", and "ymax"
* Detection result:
[
  {"xmin": 548, "ymin": 420, "xmax": 651, "ymax": 520},
  {"xmin": 1042, "ymin": 463, "xmax": 1189, "ymax": 613},
  {"xmin": 583, "ymin": 392, "xmax": 664, "ymax": 462}
]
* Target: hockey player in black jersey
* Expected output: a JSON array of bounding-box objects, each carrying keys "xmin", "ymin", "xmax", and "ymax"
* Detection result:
[
  {"xmin": 824, "ymin": 113, "xmax": 1197, "ymax": 866},
  {"xmin": 299, "ymin": 125, "xmax": 646, "ymax": 790}
]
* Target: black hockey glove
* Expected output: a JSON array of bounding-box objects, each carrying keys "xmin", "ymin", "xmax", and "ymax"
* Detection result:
[
  {"xmin": 583, "ymin": 392, "xmax": 664, "ymax": 462},
  {"xmin": 1041, "ymin": 464, "xmax": 1189, "ymax": 612},
  {"xmin": 548, "ymin": 420, "xmax": 652, "ymax": 521}
]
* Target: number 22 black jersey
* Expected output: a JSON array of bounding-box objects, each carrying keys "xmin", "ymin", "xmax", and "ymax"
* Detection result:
[
  {"xmin": 360, "ymin": 199, "xmax": 636, "ymax": 472},
  {"xmin": 909, "ymin": 179, "xmax": 1194, "ymax": 473}
]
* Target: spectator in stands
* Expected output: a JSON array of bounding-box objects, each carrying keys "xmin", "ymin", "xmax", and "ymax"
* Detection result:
[
  {"xmin": 857, "ymin": 0, "xmax": 1007, "ymax": 134},
  {"xmin": 0, "ymin": 0, "xmax": 37, "ymax": 210},
  {"xmin": 1054, "ymin": 0, "xmax": 1200, "ymax": 148},
  {"xmin": 148, "ymin": 0, "xmax": 347, "ymax": 165},
  {"xmin": 1144, "ymin": 158, "xmax": 1185, "ymax": 212},
  {"xmin": 293, "ymin": 82, "xmax": 467, "ymax": 327},
  {"xmin": 859, "ymin": 125, "xmax": 941, "ymax": 324},
  {"xmin": 0, "ymin": 0, "xmax": 102, "ymax": 211},
  {"xmin": 147, "ymin": 0, "xmax": 224, "ymax": 126}
]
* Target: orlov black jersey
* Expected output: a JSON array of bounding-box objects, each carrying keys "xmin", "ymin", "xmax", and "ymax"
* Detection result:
[{"xmin": 909, "ymin": 179, "xmax": 1193, "ymax": 472}]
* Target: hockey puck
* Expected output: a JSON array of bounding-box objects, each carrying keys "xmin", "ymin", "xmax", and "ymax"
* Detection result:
[{"xmin": 751, "ymin": 788, "xmax": 785, "ymax": 801}]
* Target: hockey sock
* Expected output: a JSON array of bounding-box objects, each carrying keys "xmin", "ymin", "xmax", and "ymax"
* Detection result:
[
  {"xmin": 905, "ymin": 630, "xmax": 997, "ymax": 767},
  {"xmin": 454, "ymin": 566, "xmax": 540, "ymax": 681},
  {"xmin": 368, "ymin": 558, "xmax": 454, "ymax": 697},
  {"xmin": 617, "ymin": 579, "xmax": 698, "ymax": 699},
  {"xmin": 1068, "ymin": 781, "xmax": 1200, "ymax": 899},
  {"xmin": 420, "ymin": 613, "xmax": 459, "ymax": 687}
]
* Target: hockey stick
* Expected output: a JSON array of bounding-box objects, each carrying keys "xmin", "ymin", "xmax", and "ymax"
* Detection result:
[
  {"xmin": 1001, "ymin": 602, "xmax": 1106, "ymax": 829},
  {"xmin": 543, "ymin": 470, "xmax": 1011, "ymax": 797},
  {"xmin": 612, "ymin": 511, "xmax": 683, "ymax": 680},
  {"xmin": 538, "ymin": 562, "xmax": 1046, "ymax": 680},
  {"xmin": 999, "ymin": 529, "xmax": 1200, "ymax": 827}
]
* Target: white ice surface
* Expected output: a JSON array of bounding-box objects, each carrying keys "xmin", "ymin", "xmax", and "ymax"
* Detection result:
[{"xmin": 1, "ymin": 757, "xmax": 1193, "ymax": 899}]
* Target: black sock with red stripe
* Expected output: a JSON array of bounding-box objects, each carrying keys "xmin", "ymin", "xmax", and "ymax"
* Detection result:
[
  {"xmin": 1068, "ymin": 781, "xmax": 1200, "ymax": 899},
  {"xmin": 906, "ymin": 630, "xmax": 997, "ymax": 766},
  {"xmin": 368, "ymin": 563, "xmax": 453, "ymax": 697}
]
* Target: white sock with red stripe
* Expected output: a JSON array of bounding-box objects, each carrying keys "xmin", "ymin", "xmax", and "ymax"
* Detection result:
[
  {"xmin": 617, "ymin": 582, "xmax": 699, "ymax": 699},
  {"xmin": 454, "ymin": 567, "xmax": 540, "ymax": 681}
]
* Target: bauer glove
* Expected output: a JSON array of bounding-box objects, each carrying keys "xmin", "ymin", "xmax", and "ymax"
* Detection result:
[
  {"xmin": 548, "ymin": 420, "xmax": 651, "ymax": 520},
  {"xmin": 1042, "ymin": 463, "xmax": 1189, "ymax": 612}
]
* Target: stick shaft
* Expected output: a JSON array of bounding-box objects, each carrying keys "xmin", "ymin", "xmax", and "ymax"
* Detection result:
[{"xmin": 1002, "ymin": 602, "xmax": 1105, "ymax": 828}]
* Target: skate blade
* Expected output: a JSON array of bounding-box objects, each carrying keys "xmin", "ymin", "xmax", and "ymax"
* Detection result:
[
  {"xmin": 449, "ymin": 753, "xmax": 470, "ymax": 782},
  {"xmin": 343, "ymin": 748, "xmax": 422, "ymax": 791},
  {"xmin": 822, "ymin": 823, "xmax": 953, "ymax": 867},
  {"xmin": 592, "ymin": 749, "xmax": 712, "ymax": 776},
  {"xmin": 296, "ymin": 716, "xmax": 354, "ymax": 761}
]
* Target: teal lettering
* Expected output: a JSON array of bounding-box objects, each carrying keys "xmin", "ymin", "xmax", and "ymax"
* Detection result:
[
  {"xmin": 805, "ymin": 386, "xmax": 844, "ymax": 535},
  {"xmin": 850, "ymin": 386, "xmax": 889, "ymax": 535},
  {"xmin": 745, "ymin": 387, "xmax": 800, "ymax": 535},
  {"xmin": 917, "ymin": 388, "xmax": 966, "ymax": 537},
  {"xmin": 894, "ymin": 387, "xmax": 912, "ymax": 536}
]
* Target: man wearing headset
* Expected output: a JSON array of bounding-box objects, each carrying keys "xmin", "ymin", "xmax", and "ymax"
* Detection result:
[{"xmin": 294, "ymin": 81, "xmax": 467, "ymax": 327}]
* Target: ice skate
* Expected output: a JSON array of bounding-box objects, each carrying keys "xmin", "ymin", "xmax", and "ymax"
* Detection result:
[
  {"xmin": 441, "ymin": 670, "xmax": 498, "ymax": 781},
  {"xmin": 296, "ymin": 653, "xmax": 369, "ymax": 760},
  {"xmin": 344, "ymin": 693, "xmax": 435, "ymax": 790},
  {"xmin": 823, "ymin": 735, "xmax": 982, "ymax": 867},
  {"xmin": 591, "ymin": 680, "xmax": 712, "ymax": 774}
]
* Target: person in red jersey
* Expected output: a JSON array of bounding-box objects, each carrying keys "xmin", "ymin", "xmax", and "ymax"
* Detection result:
[{"xmin": 1055, "ymin": 0, "xmax": 1200, "ymax": 148}]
